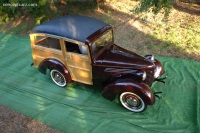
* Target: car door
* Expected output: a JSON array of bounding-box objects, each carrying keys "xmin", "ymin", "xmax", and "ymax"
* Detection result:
[
  {"xmin": 30, "ymin": 34, "xmax": 64, "ymax": 67},
  {"xmin": 63, "ymin": 40, "xmax": 92, "ymax": 85}
]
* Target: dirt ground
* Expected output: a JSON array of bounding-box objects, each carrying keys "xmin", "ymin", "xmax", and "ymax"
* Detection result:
[{"xmin": 0, "ymin": 105, "xmax": 62, "ymax": 133}]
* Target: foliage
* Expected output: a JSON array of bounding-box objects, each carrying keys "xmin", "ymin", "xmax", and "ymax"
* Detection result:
[
  {"xmin": 136, "ymin": 0, "xmax": 173, "ymax": 17},
  {"xmin": 0, "ymin": 0, "xmax": 49, "ymax": 23},
  {"xmin": 0, "ymin": 0, "xmax": 97, "ymax": 24}
]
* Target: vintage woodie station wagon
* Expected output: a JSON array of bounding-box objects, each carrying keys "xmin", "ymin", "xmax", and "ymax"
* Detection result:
[{"xmin": 30, "ymin": 15, "xmax": 165, "ymax": 112}]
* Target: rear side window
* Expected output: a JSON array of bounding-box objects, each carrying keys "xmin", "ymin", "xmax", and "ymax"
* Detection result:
[
  {"xmin": 36, "ymin": 36, "xmax": 61, "ymax": 50},
  {"xmin": 36, "ymin": 36, "xmax": 46, "ymax": 42}
]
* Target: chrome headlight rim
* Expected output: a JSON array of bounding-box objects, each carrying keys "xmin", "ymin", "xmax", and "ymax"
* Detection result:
[
  {"xmin": 145, "ymin": 55, "xmax": 155, "ymax": 61},
  {"xmin": 142, "ymin": 71, "xmax": 147, "ymax": 81},
  {"xmin": 154, "ymin": 66, "xmax": 162, "ymax": 79},
  {"xmin": 150, "ymin": 55, "xmax": 154, "ymax": 61}
]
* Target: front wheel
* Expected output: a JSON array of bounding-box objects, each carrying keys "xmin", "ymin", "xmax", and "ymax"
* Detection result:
[
  {"xmin": 119, "ymin": 92, "xmax": 147, "ymax": 112},
  {"xmin": 50, "ymin": 69, "xmax": 67, "ymax": 87}
]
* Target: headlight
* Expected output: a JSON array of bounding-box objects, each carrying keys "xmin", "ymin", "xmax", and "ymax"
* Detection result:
[
  {"xmin": 150, "ymin": 55, "xmax": 154, "ymax": 61},
  {"xmin": 134, "ymin": 70, "xmax": 147, "ymax": 81},
  {"xmin": 142, "ymin": 71, "xmax": 147, "ymax": 81},
  {"xmin": 154, "ymin": 66, "xmax": 161, "ymax": 78},
  {"xmin": 145, "ymin": 55, "xmax": 154, "ymax": 61}
]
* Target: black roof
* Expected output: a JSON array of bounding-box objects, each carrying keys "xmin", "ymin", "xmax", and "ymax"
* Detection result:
[{"xmin": 31, "ymin": 15, "xmax": 109, "ymax": 42}]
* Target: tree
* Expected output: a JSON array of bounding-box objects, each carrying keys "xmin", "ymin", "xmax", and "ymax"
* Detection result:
[{"xmin": 136, "ymin": 0, "xmax": 173, "ymax": 17}]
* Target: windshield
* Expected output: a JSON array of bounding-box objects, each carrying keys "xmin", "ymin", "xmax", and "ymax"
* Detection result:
[{"xmin": 91, "ymin": 30, "xmax": 113, "ymax": 57}]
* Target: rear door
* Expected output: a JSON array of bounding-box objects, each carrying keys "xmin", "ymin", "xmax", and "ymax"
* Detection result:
[{"xmin": 30, "ymin": 34, "xmax": 64, "ymax": 67}]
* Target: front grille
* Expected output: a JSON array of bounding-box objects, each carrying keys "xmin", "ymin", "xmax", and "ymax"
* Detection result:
[{"xmin": 144, "ymin": 69, "xmax": 155, "ymax": 86}]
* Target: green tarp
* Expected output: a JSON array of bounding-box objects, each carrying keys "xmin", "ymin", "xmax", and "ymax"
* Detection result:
[{"xmin": 0, "ymin": 33, "xmax": 199, "ymax": 133}]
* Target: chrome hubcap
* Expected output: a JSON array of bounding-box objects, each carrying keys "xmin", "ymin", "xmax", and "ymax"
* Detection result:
[
  {"xmin": 50, "ymin": 70, "xmax": 66, "ymax": 87},
  {"xmin": 54, "ymin": 73, "xmax": 63, "ymax": 83},
  {"xmin": 124, "ymin": 94, "xmax": 140, "ymax": 107},
  {"xmin": 126, "ymin": 97, "xmax": 139, "ymax": 107}
]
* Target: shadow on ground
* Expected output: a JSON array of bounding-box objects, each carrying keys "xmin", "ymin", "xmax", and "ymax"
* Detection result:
[
  {"xmin": 90, "ymin": 3, "xmax": 200, "ymax": 61},
  {"xmin": 173, "ymin": 1, "xmax": 200, "ymax": 15}
]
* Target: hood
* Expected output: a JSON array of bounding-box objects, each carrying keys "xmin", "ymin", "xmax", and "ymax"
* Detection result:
[{"xmin": 94, "ymin": 44, "xmax": 155, "ymax": 69}]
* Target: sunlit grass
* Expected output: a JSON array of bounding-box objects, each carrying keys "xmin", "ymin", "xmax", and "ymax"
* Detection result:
[
  {"xmin": 105, "ymin": 0, "xmax": 200, "ymax": 61},
  {"xmin": 0, "ymin": 0, "xmax": 199, "ymax": 61},
  {"xmin": 146, "ymin": 12, "xmax": 200, "ymax": 60}
]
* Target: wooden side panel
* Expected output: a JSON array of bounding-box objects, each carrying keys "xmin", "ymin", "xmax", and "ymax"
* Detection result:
[
  {"xmin": 34, "ymin": 47, "xmax": 63, "ymax": 67},
  {"xmin": 30, "ymin": 33, "xmax": 93, "ymax": 85},
  {"xmin": 65, "ymin": 52, "xmax": 92, "ymax": 85},
  {"xmin": 30, "ymin": 34, "xmax": 64, "ymax": 67}
]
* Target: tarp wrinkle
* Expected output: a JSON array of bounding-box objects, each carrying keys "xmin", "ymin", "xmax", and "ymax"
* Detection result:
[{"xmin": 0, "ymin": 33, "xmax": 199, "ymax": 133}]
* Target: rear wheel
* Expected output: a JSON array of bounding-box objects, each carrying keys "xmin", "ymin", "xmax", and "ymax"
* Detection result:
[
  {"xmin": 50, "ymin": 69, "xmax": 67, "ymax": 87},
  {"xmin": 120, "ymin": 92, "xmax": 147, "ymax": 112}
]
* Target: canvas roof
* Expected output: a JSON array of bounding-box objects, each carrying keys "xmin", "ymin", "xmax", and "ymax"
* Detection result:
[{"xmin": 31, "ymin": 15, "xmax": 109, "ymax": 42}]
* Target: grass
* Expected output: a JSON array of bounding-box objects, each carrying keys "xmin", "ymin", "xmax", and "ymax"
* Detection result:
[
  {"xmin": 0, "ymin": 0, "xmax": 199, "ymax": 61},
  {"xmin": 147, "ymin": 13, "xmax": 200, "ymax": 60}
]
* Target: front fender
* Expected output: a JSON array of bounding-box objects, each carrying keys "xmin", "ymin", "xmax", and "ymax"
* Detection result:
[
  {"xmin": 102, "ymin": 79, "xmax": 155, "ymax": 105},
  {"xmin": 38, "ymin": 58, "xmax": 72, "ymax": 83}
]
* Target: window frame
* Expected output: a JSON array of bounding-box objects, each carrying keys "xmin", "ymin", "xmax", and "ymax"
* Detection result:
[
  {"xmin": 64, "ymin": 39, "xmax": 90, "ymax": 57},
  {"xmin": 34, "ymin": 34, "xmax": 62, "ymax": 51}
]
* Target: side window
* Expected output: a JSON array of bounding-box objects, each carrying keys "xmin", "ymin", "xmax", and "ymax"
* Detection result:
[
  {"xmin": 36, "ymin": 36, "xmax": 61, "ymax": 50},
  {"xmin": 65, "ymin": 41, "xmax": 88, "ymax": 55}
]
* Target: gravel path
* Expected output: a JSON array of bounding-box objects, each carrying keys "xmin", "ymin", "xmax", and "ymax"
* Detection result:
[{"xmin": 0, "ymin": 105, "xmax": 62, "ymax": 133}]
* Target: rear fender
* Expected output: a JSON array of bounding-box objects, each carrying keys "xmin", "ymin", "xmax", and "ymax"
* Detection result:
[
  {"xmin": 38, "ymin": 58, "xmax": 72, "ymax": 83},
  {"xmin": 102, "ymin": 79, "xmax": 155, "ymax": 105}
]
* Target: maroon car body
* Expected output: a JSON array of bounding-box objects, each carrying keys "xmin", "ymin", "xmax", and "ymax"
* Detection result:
[
  {"xmin": 30, "ymin": 15, "xmax": 165, "ymax": 112},
  {"xmin": 85, "ymin": 24, "xmax": 164, "ymax": 111}
]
